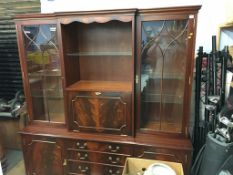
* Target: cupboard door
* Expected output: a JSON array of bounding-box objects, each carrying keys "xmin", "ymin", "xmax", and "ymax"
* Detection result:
[
  {"xmin": 138, "ymin": 17, "xmax": 194, "ymax": 134},
  {"xmin": 22, "ymin": 136, "xmax": 64, "ymax": 175},
  {"xmin": 21, "ymin": 24, "xmax": 64, "ymax": 123},
  {"xmin": 68, "ymin": 91, "xmax": 132, "ymax": 135}
]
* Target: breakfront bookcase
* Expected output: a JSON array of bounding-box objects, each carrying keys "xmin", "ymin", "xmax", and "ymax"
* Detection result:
[{"xmin": 15, "ymin": 6, "xmax": 200, "ymax": 175}]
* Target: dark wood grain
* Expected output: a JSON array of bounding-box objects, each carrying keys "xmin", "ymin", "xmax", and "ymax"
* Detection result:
[
  {"xmin": 61, "ymin": 23, "xmax": 80, "ymax": 87},
  {"xmin": 21, "ymin": 136, "xmax": 64, "ymax": 175},
  {"xmin": 15, "ymin": 6, "xmax": 201, "ymax": 175},
  {"xmin": 65, "ymin": 139, "xmax": 133, "ymax": 155},
  {"xmin": 67, "ymin": 150, "xmax": 129, "ymax": 166},
  {"xmin": 67, "ymin": 160, "xmax": 123, "ymax": 175},
  {"xmin": 66, "ymin": 81, "xmax": 132, "ymax": 92},
  {"xmin": 67, "ymin": 91, "xmax": 132, "ymax": 135}
]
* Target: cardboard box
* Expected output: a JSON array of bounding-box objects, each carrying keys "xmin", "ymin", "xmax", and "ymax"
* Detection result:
[{"xmin": 122, "ymin": 158, "xmax": 184, "ymax": 175}]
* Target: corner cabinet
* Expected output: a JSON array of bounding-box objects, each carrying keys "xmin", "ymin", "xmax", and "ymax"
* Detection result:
[{"xmin": 15, "ymin": 6, "xmax": 200, "ymax": 175}]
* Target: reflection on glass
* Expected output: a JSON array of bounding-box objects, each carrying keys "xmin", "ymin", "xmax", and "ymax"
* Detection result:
[
  {"xmin": 140, "ymin": 20, "xmax": 188, "ymax": 133},
  {"xmin": 23, "ymin": 24, "xmax": 64, "ymax": 123}
]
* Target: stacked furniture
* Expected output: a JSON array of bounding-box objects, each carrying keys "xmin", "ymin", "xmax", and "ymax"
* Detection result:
[{"xmin": 15, "ymin": 6, "xmax": 200, "ymax": 175}]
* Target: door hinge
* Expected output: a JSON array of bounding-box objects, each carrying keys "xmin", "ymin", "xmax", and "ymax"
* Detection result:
[{"xmin": 135, "ymin": 75, "xmax": 139, "ymax": 84}]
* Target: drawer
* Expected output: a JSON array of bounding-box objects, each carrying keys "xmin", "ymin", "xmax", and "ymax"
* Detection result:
[
  {"xmin": 67, "ymin": 149, "xmax": 129, "ymax": 166},
  {"xmin": 66, "ymin": 139, "xmax": 133, "ymax": 155},
  {"xmin": 67, "ymin": 160, "xmax": 123, "ymax": 175},
  {"xmin": 67, "ymin": 91, "xmax": 132, "ymax": 135}
]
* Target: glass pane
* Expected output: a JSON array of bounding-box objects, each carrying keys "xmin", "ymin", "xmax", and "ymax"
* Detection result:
[
  {"xmin": 23, "ymin": 24, "xmax": 64, "ymax": 123},
  {"xmin": 140, "ymin": 20, "xmax": 188, "ymax": 133}
]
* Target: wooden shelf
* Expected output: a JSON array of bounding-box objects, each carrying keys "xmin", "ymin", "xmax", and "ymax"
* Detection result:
[
  {"xmin": 66, "ymin": 51, "xmax": 132, "ymax": 57},
  {"xmin": 66, "ymin": 80, "xmax": 132, "ymax": 92}
]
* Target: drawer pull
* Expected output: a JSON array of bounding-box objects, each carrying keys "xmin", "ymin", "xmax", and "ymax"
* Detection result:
[
  {"xmin": 78, "ymin": 165, "xmax": 89, "ymax": 173},
  {"xmin": 108, "ymin": 156, "xmax": 120, "ymax": 164},
  {"xmin": 109, "ymin": 169, "xmax": 121, "ymax": 175},
  {"xmin": 77, "ymin": 152, "xmax": 88, "ymax": 160},
  {"xmin": 108, "ymin": 145, "xmax": 120, "ymax": 152},
  {"xmin": 95, "ymin": 91, "xmax": 101, "ymax": 96},
  {"xmin": 63, "ymin": 159, "xmax": 67, "ymax": 166},
  {"xmin": 76, "ymin": 142, "xmax": 87, "ymax": 149}
]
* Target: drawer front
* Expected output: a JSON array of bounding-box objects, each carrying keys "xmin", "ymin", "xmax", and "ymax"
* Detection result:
[
  {"xmin": 67, "ymin": 160, "xmax": 123, "ymax": 175},
  {"xmin": 68, "ymin": 91, "xmax": 132, "ymax": 135},
  {"xmin": 65, "ymin": 139, "xmax": 133, "ymax": 155},
  {"xmin": 67, "ymin": 150, "xmax": 128, "ymax": 166}
]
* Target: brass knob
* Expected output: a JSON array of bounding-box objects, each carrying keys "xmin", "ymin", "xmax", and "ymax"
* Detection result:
[
  {"xmin": 95, "ymin": 92, "xmax": 101, "ymax": 96},
  {"xmin": 63, "ymin": 159, "xmax": 67, "ymax": 166}
]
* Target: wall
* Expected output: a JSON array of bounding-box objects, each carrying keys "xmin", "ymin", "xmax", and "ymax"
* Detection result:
[
  {"xmin": 40, "ymin": 0, "xmax": 233, "ymax": 52},
  {"xmin": 196, "ymin": 0, "xmax": 233, "ymax": 52}
]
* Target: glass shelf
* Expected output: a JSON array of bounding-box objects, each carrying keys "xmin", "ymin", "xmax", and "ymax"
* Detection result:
[
  {"xmin": 28, "ymin": 69, "xmax": 61, "ymax": 77},
  {"xmin": 66, "ymin": 51, "xmax": 132, "ymax": 57},
  {"xmin": 141, "ymin": 72, "xmax": 185, "ymax": 80},
  {"xmin": 31, "ymin": 89, "xmax": 63, "ymax": 99},
  {"xmin": 142, "ymin": 93, "xmax": 183, "ymax": 104}
]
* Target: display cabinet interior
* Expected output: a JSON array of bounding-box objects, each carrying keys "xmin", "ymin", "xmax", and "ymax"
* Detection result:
[
  {"xmin": 61, "ymin": 18, "xmax": 135, "ymax": 135},
  {"xmin": 139, "ymin": 18, "xmax": 191, "ymax": 134},
  {"xmin": 61, "ymin": 20, "xmax": 134, "ymax": 90},
  {"xmin": 22, "ymin": 24, "xmax": 65, "ymax": 123}
]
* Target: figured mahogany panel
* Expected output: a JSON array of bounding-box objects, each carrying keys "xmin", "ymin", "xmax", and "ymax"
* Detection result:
[
  {"xmin": 23, "ymin": 138, "xmax": 64, "ymax": 175},
  {"xmin": 68, "ymin": 91, "xmax": 132, "ymax": 135}
]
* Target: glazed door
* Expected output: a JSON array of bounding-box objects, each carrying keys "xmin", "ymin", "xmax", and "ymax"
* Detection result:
[
  {"xmin": 137, "ymin": 15, "xmax": 195, "ymax": 134},
  {"xmin": 19, "ymin": 23, "xmax": 65, "ymax": 123}
]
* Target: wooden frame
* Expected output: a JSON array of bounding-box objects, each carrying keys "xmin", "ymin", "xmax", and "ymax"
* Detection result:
[{"xmin": 15, "ymin": 6, "xmax": 201, "ymax": 175}]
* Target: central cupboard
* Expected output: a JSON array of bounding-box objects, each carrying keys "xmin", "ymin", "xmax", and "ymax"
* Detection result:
[{"xmin": 15, "ymin": 6, "xmax": 200, "ymax": 175}]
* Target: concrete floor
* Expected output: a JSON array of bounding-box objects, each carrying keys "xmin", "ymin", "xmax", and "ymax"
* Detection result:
[
  {"xmin": 4, "ymin": 150, "xmax": 25, "ymax": 175},
  {"xmin": 5, "ymin": 160, "xmax": 25, "ymax": 175}
]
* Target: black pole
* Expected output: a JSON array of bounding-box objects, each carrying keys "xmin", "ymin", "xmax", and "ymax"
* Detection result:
[
  {"xmin": 193, "ymin": 46, "xmax": 203, "ymax": 158},
  {"xmin": 212, "ymin": 36, "xmax": 217, "ymax": 95},
  {"xmin": 221, "ymin": 46, "xmax": 228, "ymax": 107}
]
